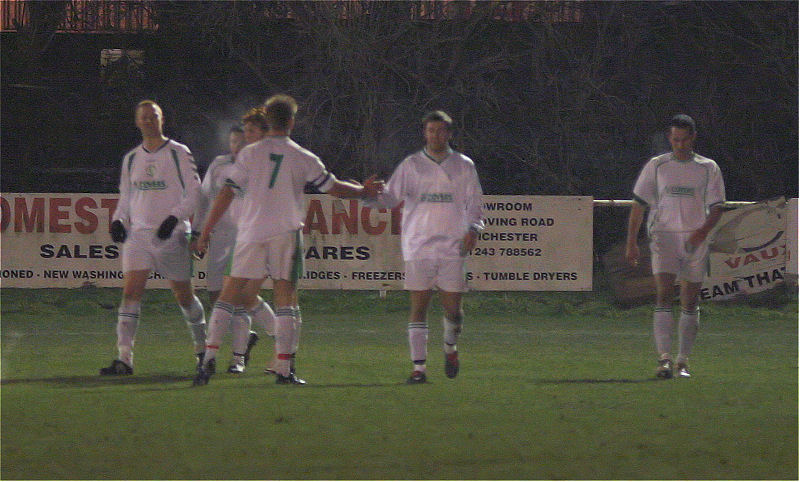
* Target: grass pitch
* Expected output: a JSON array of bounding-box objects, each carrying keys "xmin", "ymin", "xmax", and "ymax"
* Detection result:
[{"xmin": 1, "ymin": 287, "xmax": 797, "ymax": 479}]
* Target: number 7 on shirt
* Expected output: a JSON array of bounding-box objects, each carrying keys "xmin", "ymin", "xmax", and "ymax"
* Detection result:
[{"xmin": 269, "ymin": 153, "xmax": 283, "ymax": 188}]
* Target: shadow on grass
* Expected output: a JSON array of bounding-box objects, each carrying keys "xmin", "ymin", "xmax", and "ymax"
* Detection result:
[
  {"xmin": 298, "ymin": 382, "xmax": 412, "ymax": 389},
  {"xmin": 172, "ymin": 381, "xmax": 409, "ymax": 391},
  {"xmin": 1, "ymin": 374, "xmax": 409, "ymax": 391},
  {"xmin": 0, "ymin": 373, "xmax": 191, "ymax": 387},
  {"xmin": 2, "ymin": 374, "xmax": 665, "ymax": 389},
  {"xmin": 535, "ymin": 377, "xmax": 661, "ymax": 384}
]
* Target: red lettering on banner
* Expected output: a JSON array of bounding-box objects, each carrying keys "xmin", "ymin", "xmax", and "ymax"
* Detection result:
[
  {"xmin": 391, "ymin": 204, "xmax": 402, "ymax": 235},
  {"xmin": 724, "ymin": 245, "xmax": 786, "ymax": 269},
  {"xmin": 361, "ymin": 207, "xmax": 387, "ymax": 235},
  {"xmin": 743, "ymin": 254, "xmax": 759, "ymax": 265},
  {"xmin": 15, "ymin": 197, "xmax": 45, "ymax": 232},
  {"xmin": 302, "ymin": 198, "xmax": 403, "ymax": 235},
  {"xmin": 724, "ymin": 257, "xmax": 741, "ymax": 269},
  {"xmin": 75, "ymin": 197, "xmax": 99, "ymax": 234},
  {"xmin": 101, "ymin": 198, "xmax": 118, "ymax": 231},
  {"xmin": 1, "ymin": 197, "xmax": 10, "ymax": 232},
  {"xmin": 332, "ymin": 199, "xmax": 358, "ymax": 234},
  {"xmin": 2, "ymin": 195, "xmax": 119, "ymax": 234},
  {"xmin": 304, "ymin": 199, "xmax": 328, "ymax": 234},
  {"xmin": 50, "ymin": 197, "xmax": 71, "ymax": 233},
  {"xmin": 759, "ymin": 246, "xmax": 780, "ymax": 260}
]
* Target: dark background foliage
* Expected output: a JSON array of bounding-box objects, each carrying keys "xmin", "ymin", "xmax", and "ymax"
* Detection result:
[{"xmin": 2, "ymin": 1, "xmax": 797, "ymax": 250}]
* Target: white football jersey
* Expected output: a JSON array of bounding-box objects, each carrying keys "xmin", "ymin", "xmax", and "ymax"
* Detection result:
[
  {"xmin": 633, "ymin": 151, "xmax": 725, "ymax": 234},
  {"xmin": 195, "ymin": 154, "xmax": 240, "ymax": 234},
  {"xmin": 113, "ymin": 139, "xmax": 201, "ymax": 233},
  {"xmin": 375, "ymin": 148, "xmax": 485, "ymax": 261},
  {"xmin": 226, "ymin": 135, "xmax": 336, "ymax": 242}
]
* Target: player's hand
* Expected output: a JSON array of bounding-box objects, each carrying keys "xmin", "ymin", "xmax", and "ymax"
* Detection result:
[
  {"xmin": 624, "ymin": 242, "xmax": 640, "ymax": 267},
  {"xmin": 460, "ymin": 229, "xmax": 478, "ymax": 257},
  {"xmin": 157, "ymin": 215, "xmax": 179, "ymax": 240},
  {"xmin": 189, "ymin": 237, "xmax": 205, "ymax": 260},
  {"xmin": 686, "ymin": 229, "xmax": 707, "ymax": 253},
  {"xmin": 196, "ymin": 232, "xmax": 211, "ymax": 255},
  {"xmin": 110, "ymin": 220, "xmax": 127, "ymax": 243},
  {"xmin": 361, "ymin": 175, "xmax": 384, "ymax": 199}
]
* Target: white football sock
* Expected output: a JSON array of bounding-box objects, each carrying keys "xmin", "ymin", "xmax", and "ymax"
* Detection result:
[
  {"xmin": 230, "ymin": 308, "xmax": 252, "ymax": 356},
  {"xmin": 180, "ymin": 295, "xmax": 206, "ymax": 354},
  {"xmin": 204, "ymin": 301, "xmax": 235, "ymax": 367},
  {"xmin": 653, "ymin": 307, "xmax": 674, "ymax": 358},
  {"xmin": 408, "ymin": 322, "xmax": 428, "ymax": 370},
  {"xmin": 274, "ymin": 307, "xmax": 297, "ymax": 376},
  {"xmin": 116, "ymin": 301, "xmax": 140, "ymax": 366},
  {"xmin": 291, "ymin": 306, "xmax": 302, "ymax": 355},
  {"xmin": 443, "ymin": 315, "xmax": 462, "ymax": 354},
  {"xmin": 249, "ymin": 295, "xmax": 276, "ymax": 336},
  {"xmin": 677, "ymin": 308, "xmax": 700, "ymax": 364}
]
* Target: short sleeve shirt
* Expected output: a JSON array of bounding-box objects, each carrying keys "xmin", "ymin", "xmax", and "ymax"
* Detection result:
[
  {"xmin": 226, "ymin": 136, "xmax": 336, "ymax": 242},
  {"xmin": 633, "ymin": 152, "xmax": 725, "ymax": 233}
]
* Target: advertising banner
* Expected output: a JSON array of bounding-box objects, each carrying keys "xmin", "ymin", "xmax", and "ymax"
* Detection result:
[
  {"xmin": 703, "ymin": 197, "xmax": 789, "ymax": 300},
  {"xmin": 787, "ymin": 197, "xmax": 798, "ymax": 279},
  {"xmin": 0, "ymin": 193, "xmax": 593, "ymax": 291},
  {"xmin": 469, "ymin": 195, "xmax": 593, "ymax": 291}
]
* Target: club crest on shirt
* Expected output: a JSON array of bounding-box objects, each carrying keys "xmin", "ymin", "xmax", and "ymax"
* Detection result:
[
  {"xmin": 419, "ymin": 193, "xmax": 453, "ymax": 203},
  {"xmin": 145, "ymin": 165, "xmax": 157, "ymax": 177},
  {"xmin": 665, "ymin": 186, "xmax": 695, "ymax": 197},
  {"xmin": 134, "ymin": 180, "xmax": 167, "ymax": 190}
]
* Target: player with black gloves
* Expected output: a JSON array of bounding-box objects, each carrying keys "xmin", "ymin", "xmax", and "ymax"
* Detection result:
[{"xmin": 100, "ymin": 100, "xmax": 206, "ymax": 376}]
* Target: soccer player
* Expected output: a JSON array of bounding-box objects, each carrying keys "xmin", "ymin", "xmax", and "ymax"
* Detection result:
[
  {"xmin": 369, "ymin": 110, "xmax": 485, "ymax": 384},
  {"xmin": 195, "ymin": 125, "xmax": 246, "ymax": 308},
  {"xmin": 100, "ymin": 100, "xmax": 206, "ymax": 375},
  {"xmin": 193, "ymin": 109, "xmax": 281, "ymax": 374},
  {"xmin": 192, "ymin": 94, "xmax": 383, "ymax": 386},
  {"xmin": 625, "ymin": 114, "xmax": 726, "ymax": 379}
]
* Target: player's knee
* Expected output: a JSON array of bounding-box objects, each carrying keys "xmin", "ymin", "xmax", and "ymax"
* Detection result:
[
  {"xmin": 409, "ymin": 309, "xmax": 428, "ymax": 323},
  {"xmin": 655, "ymin": 290, "xmax": 674, "ymax": 307},
  {"xmin": 121, "ymin": 291, "xmax": 143, "ymax": 306}
]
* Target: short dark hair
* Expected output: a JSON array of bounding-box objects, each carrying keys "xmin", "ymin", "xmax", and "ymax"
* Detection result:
[
  {"xmin": 669, "ymin": 114, "xmax": 696, "ymax": 134},
  {"xmin": 230, "ymin": 125, "xmax": 244, "ymax": 134},
  {"xmin": 422, "ymin": 110, "xmax": 453, "ymax": 129},
  {"xmin": 264, "ymin": 94, "xmax": 298, "ymax": 130}
]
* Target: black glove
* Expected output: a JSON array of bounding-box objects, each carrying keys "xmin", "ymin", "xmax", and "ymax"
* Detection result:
[
  {"xmin": 110, "ymin": 220, "xmax": 127, "ymax": 243},
  {"xmin": 157, "ymin": 215, "xmax": 179, "ymax": 240}
]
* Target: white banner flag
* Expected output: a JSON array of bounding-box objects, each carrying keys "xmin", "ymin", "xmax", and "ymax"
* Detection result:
[{"xmin": 703, "ymin": 197, "xmax": 789, "ymax": 300}]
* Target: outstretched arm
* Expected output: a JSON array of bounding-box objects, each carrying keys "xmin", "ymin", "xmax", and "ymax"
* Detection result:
[{"xmin": 326, "ymin": 174, "xmax": 384, "ymax": 199}]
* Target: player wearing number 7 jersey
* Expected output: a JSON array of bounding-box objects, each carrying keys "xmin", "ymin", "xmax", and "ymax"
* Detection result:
[{"xmin": 192, "ymin": 94, "xmax": 384, "ymax": 386}]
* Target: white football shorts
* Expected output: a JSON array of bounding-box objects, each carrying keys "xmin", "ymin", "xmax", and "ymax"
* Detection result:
[
  {"xmin": 649, "ymin": 230, "xmax": 709, "ymax": 283},
  {"xmin": 121, "ymin": 228, "xmax": 193, "ymax": 281},
  {"xmin": 404, "ymin": 258, "xmax": 468, "ymax": 292},
  {"xmin": 228, "ymin": 230, "xmax": 303, "ymax": 282},
  {"xmin": 205, "ymin": 229, "xmax": 236, "ymax": 292}
]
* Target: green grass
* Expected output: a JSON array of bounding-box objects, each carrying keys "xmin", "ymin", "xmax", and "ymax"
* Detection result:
[{"xmin": 1, "ymin": 287, "xmax": 797, "ymax": 479}]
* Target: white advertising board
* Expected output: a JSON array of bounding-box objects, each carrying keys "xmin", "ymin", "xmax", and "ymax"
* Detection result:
[{"xmin": 0, "ymin": 193, "xmax": 593, "ymax": 291}]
